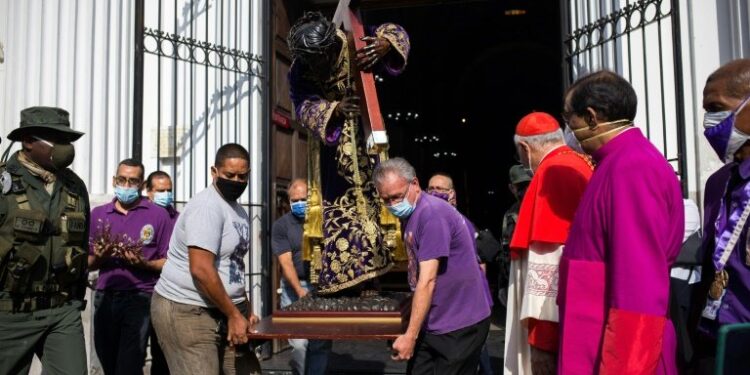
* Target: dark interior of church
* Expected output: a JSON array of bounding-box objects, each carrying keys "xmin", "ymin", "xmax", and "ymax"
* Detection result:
[
  {"xmin": 362, "ymin": 1, "xmax": 564, "ymax": 234},
  {"xmin": 292, "ymin": 0, "xmax": 562, "ymax": 231}
]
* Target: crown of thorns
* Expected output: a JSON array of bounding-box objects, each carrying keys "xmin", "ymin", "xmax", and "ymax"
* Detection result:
[{"xmin": 287, "ymin": 11, "xmax": 338, "ymax": 60}]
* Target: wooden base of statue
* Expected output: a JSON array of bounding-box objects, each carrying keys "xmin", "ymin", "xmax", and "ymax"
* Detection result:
[{"xmin": 248, "ymin": 292, "xmax": 411, "ymax": 340}]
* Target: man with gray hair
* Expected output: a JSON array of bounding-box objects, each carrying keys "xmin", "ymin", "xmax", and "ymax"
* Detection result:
[
  {"xmin": 504, "ymin": 112, "xmax": 593, "ymax": 375},
  {"xmin": 374, "ymin": 157, "xmax": 491, "ymax": 374}
]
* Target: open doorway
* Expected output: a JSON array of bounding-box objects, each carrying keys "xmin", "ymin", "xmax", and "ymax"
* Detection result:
[{"xmin": 362, "ymin": 1, "xmax": 563, "ymax": 236}]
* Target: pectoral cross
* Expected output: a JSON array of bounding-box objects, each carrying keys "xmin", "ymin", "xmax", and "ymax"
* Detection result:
[{"xmin": 333, "ymin": 0, "xmax": 388, "ymax": 154}]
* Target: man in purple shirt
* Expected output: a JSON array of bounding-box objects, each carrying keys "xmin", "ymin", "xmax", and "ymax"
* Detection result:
[
  {"xmin": 374, "ymin": 158, "xmax": 492, "ymax": 375},
  {"xmin": 88, "ymin": 159, "xmax": 173, "ymax": 375},
  {"xmin": 426, "ymin": 172, "xmax": 494, "ymax": 375},
  {"xmin": 692, "ymin": 59, "xmax": 750, "ymax": 373}
]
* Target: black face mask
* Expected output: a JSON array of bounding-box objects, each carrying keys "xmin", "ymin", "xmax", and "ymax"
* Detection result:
[
  {"xmin": 49, "ymin": 143, "xmax": 75, "ymax": 171},
  {"xmin": 216, "ymin": 177, "xmax": 247, "ymax": 201}
]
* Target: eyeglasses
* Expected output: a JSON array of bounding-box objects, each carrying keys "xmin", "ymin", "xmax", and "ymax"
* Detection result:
[
  {"xmin": 381, "ymin": 184, "xmax": 411, "ymax": 206},
  {"xmin": 114, "ymin": 176, "xmax": 142, "ymax": 187}
]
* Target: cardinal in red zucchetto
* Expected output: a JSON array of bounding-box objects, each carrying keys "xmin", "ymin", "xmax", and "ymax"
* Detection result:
[{"xmin": 503, "ymin": 112, "xmax": 593, "ymax": 375}]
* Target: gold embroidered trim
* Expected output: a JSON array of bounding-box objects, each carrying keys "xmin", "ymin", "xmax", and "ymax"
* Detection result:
[{"xmin": 316, "ymin": 263, "xmax": 394, "ymax": 294}]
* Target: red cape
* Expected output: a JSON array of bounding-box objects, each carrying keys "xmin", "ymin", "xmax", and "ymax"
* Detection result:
[{"xmin": 510, "ymin": 146, "xmax": 593, "ymax": 259}]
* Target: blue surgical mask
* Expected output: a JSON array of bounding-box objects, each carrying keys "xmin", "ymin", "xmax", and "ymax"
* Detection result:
[
  {"xmin": 704, "ymin": 96, "xmax": 750, "ymax": 163},
  {"xmin": 388, "ymin": 199, "xmax": 415, "ymax": 218},
  {"xmin": 114, "ymin": 186, "xmax": 140, "ymax": 204},
  {"xmin": 387, "ymin": 185, "xmax": 415, "ymax": 218},
  {"xmin": 291, "ymin": 200, "xmax": 307, "ymax": 218},
  {"xmin": 153, "ymin": 191, "xmax": 173, "ymax": 207}
]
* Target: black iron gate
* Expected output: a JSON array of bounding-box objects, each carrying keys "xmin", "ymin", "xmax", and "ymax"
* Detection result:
[
  {"xmin": 562, "ymin": 0, "xmax": 687, "ymax": 194},
  {"xmin": 131, "ymin": 0, "xmax": 270, "ymax": 317},
  {"xmin": 133, "ymin": 0, "xmax": 264, "ymax": 201}
]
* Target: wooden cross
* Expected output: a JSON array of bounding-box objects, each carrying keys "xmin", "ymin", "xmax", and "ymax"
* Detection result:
[{"xmin": 333, "ymin": 0, "xmax": 389, "ymax": 153}]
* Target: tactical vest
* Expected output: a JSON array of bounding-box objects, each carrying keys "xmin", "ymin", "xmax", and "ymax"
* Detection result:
[{"xmin": 0, "ymin": 161, "xmax": 88, "ymax": 298}]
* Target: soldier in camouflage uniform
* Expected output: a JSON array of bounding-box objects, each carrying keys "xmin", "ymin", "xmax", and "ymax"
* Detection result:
[
  {"xmin": 0, "ymin": 107, "xmax": 90, "ymax": 374},
  {"xmin": 498, "ymin": 165, "xmax": 531, "ymax": 307}
]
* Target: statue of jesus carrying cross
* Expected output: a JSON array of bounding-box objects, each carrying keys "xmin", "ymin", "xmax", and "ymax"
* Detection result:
[{"xmin": 287, "ymin": 7, "xmax": 410, "ymax": 295}]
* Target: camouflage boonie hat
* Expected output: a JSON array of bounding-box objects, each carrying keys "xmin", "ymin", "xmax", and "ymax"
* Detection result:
[
  {"xmin": 509, "ymin": 164, "xmax": 532, "ymax": 185},
  {"xmin": 8, "ymin": 106, "xmax": 84, "ymax": 142}
]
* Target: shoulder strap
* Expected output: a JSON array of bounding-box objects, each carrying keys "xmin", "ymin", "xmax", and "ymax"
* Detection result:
[
  {"xmin": 717, "ymin": 199, "xmax": 750, "ymax": 270},
  {"xmin": 0, "ymin": 143, "xmax": 13, "ymax": 163}
]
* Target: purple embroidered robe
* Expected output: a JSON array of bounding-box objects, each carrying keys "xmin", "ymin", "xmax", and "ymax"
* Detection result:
[{"xmin": 288, "ymin": 24, "xmax": 409, "ymax": 294}]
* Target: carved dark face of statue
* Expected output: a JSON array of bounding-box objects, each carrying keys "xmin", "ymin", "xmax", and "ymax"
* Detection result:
[
  {"xmin": 288, "ymin": 11, "xmax": 341, "ymax": 76},
  {"xmin": 302, "ymin": 42, "xmax": 341, "ymax": 74}
]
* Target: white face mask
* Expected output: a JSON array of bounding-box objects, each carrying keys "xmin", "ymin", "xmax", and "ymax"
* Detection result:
[
  {"xmin": 574, "ymin": 119, "xmax": 633, "ymax": 144},
  {"xmin": 564, "ymin": 126, "xmax": 585, "ymax": 153},
  {"xmin": 703, "ymin": 97, "xmax": 750, "ymax": 163},
  {"xmin": 726, "ymin": 127, "xmax": 750, "ymax": 163},
  {"xmin": 703, "ymin": 111, "xmax": 732, "ymax": 128}
]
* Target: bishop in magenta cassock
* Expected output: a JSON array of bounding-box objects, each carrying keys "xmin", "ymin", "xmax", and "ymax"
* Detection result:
[
  {"xmin": 558, "ymin": 71, "xmax": 683, "ymax": 374},
  {"xmin": 504, "ymin": 112, "xmax": 593, "ymax": 375}
]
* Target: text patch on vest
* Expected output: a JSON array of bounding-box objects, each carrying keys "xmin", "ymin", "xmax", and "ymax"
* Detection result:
[{"xmin": 14, "ymin": 213, "xmax": 44, "ymax": 234}]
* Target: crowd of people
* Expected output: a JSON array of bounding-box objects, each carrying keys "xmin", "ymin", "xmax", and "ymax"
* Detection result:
[
  {"xmin": 0, "ymin": 114, "xmax": 261, "ymax": 375},
  {"xmin": 1, "ymin": 9, "xmax": 750, "ymax": 375}
]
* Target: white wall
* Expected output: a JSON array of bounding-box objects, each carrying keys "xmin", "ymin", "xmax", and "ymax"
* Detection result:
[{"xmin": 0, "ymin": 0, "xmax": 135, "ymax": 202}]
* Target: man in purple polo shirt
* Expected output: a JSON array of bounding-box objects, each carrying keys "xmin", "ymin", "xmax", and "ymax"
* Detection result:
[
  {"xmin": 88, "ymin": 159, "xmax": 173, "ymax": 375},
  {"xmin": 426, "ymin": 172, "xmax": 495, "ymax": 375},
  {"xmin": 374, "ymin": 157, "xmax": 492, "ymax": 375}
]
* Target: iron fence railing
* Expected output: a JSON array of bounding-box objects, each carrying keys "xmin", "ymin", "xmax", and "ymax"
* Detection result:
[{"xmin": 563, "ymin": 0, "xmax": 687, "ymax": 194}]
